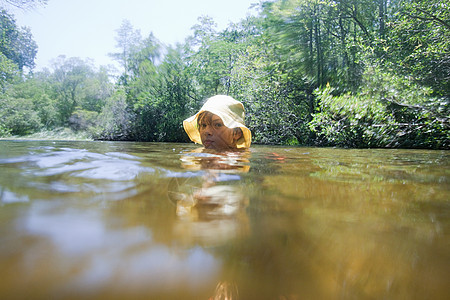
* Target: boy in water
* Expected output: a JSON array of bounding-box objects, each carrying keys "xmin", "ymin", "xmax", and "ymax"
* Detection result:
[
  {"xmin": 183, "ymin": 95, "xmax": 252, "ymax": 150},
  {"xmin": 181, "ymin": 95, "xmax": 251, "ymax": 296}
]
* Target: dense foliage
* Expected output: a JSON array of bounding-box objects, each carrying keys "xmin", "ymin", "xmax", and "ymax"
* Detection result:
[{"xmin": 0, "ymin": 0, "xmax": 448, "ymax": 148}]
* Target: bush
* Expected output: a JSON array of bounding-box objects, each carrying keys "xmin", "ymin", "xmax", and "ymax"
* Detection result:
[
  {"xmin": 0, "ymin": 97, "xmax": 42, "ymax": 135},
  {"xmin": 94, "ymin": 89, "xmax": 132, "ymax": 140},
  {"xmin": 69, "ymin": 108, "xmax": 98, "ymax": 131},
  {"xmin": 309, "ymin": 66, "xmax": 449, "ymax": 149}
]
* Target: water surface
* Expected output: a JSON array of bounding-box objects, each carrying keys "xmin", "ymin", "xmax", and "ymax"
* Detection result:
[{"xmin": 0, "ymin": 140, "xmax": 448, "ymax": 299}]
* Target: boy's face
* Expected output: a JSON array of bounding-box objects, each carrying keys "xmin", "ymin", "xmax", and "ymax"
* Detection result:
[{"xmin": 198, "ymin": 113, "xmax": 241, "ymax": 150}]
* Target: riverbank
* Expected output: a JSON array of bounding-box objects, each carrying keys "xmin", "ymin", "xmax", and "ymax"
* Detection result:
[{"xmin": 0, "ymin": 128, "xmax": 92, "ymax": 141}]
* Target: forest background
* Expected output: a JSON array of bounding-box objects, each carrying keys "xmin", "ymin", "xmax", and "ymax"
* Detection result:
[{"xmin": 1, "ymin": 0, "xmax": 448, "ymax": 149}]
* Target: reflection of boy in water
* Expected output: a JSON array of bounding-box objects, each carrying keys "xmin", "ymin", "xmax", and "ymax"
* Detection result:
[{"xmin": 183, "ymin": 95, "xmax": 252, "ymax": 150}]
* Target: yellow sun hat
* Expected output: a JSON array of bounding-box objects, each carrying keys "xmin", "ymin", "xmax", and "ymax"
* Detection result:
[{"xmin": 183, "ymin": 95, "xmax": 252, "ymax": 148}]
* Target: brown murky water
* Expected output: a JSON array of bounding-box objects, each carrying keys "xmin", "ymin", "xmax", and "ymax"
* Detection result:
[{"xmin": 0, "ymin": 140, "xmax": 448, "ymax": 299}]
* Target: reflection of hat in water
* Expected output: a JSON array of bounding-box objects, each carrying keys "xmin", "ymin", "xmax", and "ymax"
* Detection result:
[{"xmin": 183, "ymin": 95, "xmax": 252, "ymax": 148}]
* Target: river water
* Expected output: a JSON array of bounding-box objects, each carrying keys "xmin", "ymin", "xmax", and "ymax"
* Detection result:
[{"xmin": 0, "ymin": 140, "xmax": 448, "ymax": 299}]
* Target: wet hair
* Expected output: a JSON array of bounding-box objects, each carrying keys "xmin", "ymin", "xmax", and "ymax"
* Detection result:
[{"xmin": 197, "ymin": 111, "xmax": 243, "ymax": 136}]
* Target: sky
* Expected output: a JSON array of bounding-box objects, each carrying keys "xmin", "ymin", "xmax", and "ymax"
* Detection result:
[{"xmin": 10, "ymin": 0, "xmax": 259, "ymax": 71}]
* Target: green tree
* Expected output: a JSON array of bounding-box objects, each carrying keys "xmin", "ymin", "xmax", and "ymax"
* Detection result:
[
  {"xmin": 47, "ymin": 56, "xmax": 113, "ymax": 128},
  {"xmin": 0, "ymin": 52, "xmax": 18, "ymax": 89},
  {"xmin": 260, "ymin": 0, "xmax": 379, "ymax": 91},
  {"xmin": 185, "ymin": 16, "xmax": 223, "ymax": 97},
  {"xmin": 9, "ymin": 70, "xmax": 58, "ymax": 129},
  {"xmin": 124, "ymin": 36, "xmax": 193, "ymax": 142},
  {"xmin": 95, "ymin": 88, "xmax": 132, "ymax": 140},
  {"xmin": 0, "ymin": 0, "xmax": 48, "ymax": 10},
  {"xmin": 387, "ymin": 0, "xmax": 450, "ymax": 97},
  {"xmin": 109, "ymin": 19, "xmax": 142, "ymax": 85},
  {"xmin": 79, "ymin": 66, "xmax": 113, "ymax": 112},
  {"xmin": 0, "ymin": 9, "xmax": 37, "ymax": 72},
  {"xmin": 155, "ymin": 45, "xmax": 195, "ymax": 142},
  {"xmin": 0, "ymin": 96, "xmax": 41, "ymax": 135},
  {"xmin": 50, "ymin": 56, "xmax": 93, "ymax": 124}
]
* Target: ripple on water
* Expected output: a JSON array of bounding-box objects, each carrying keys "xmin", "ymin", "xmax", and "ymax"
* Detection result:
[
  {"xmin": 19, "ymin": 148, "xmax": 156, "ymax": 181},
  {"xmin": 0, "ymin": 188, "xmax": 29, "ymax": 204}
]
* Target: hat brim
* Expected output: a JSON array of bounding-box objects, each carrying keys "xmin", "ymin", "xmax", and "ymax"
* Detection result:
[{"xmin": 183, "ymin": 109, "xmax": 252, "ymax": 149}]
